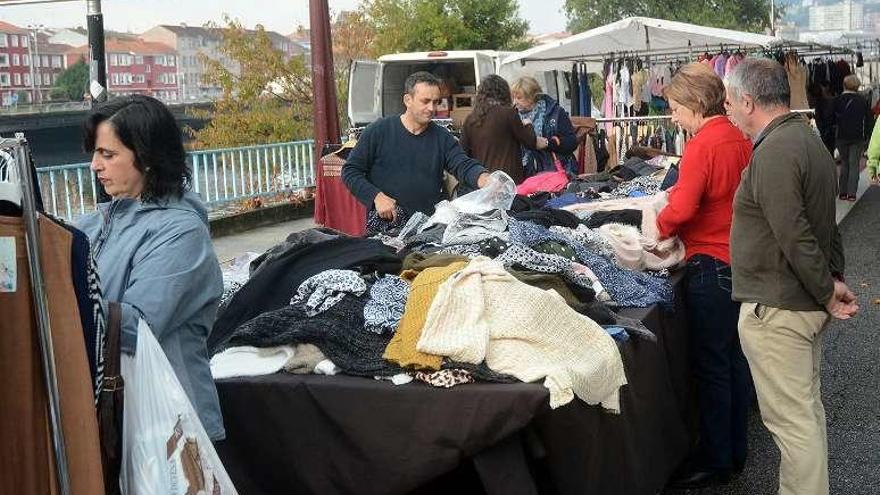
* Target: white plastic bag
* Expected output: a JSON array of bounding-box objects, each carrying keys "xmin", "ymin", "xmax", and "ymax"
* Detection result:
[
  {"xmin": 121, "ymin": 319, "xmax": 238, "ymax": 495},
  {"xmin": 422, "ymin": 171, "xmax": 516, "ymax": 230},
  {"xmin": 450, "ymin": 170, "xmax": 516, "ymax": 214}
]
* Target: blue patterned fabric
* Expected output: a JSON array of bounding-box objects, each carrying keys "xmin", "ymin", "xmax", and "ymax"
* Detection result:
[
  {"xmin": 508, "ymin": 219, "xmax": 672, "ymax": 307},
  {"xmin": 363, "ymin": 275, "xmax": 410, "ymax": 334}
]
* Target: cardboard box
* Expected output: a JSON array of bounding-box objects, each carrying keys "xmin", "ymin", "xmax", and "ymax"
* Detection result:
[{"xmin": 453, "ymin": 93, "xmax": 476, "ymax": 109}]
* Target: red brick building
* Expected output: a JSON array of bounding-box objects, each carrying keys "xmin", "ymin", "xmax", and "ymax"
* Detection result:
[
  {"xmin": 1, "ymin": 22, "xmax": 74, "ymax": 104},
  {"xmin": 0, "ymin": 21, "xmax": 35, "ymax": 105},
  {"xmin": 67, "ymin": 38, "xmax": 179, "ymax": 102}
]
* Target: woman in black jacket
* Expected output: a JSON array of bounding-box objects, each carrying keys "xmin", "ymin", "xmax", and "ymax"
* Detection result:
[{"xmin": 834, "ymin": 75, "xmax": 874, "ymax": 201}]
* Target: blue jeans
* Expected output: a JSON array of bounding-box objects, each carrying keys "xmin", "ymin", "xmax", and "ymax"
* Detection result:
[{"xmin": 685, "ymin": 254, "xmax": 753, "ymax": 470}]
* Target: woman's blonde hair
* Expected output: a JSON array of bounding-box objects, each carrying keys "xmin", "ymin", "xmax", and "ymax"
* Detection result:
[
  {"xmin": 510, "ymin": 76, "xmax": 542, "ymax": 103},
  {"xmin": 843, "ymin": 75, "xmax": 861, "ymax": 91},
  {"xmin": 663, "ymin": 63, "xmax": 726, "ymax": 117}
]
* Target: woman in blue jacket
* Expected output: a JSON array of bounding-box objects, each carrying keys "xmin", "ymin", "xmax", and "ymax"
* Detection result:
[
  {"xmin": 511, "ymin": 76, "xmax": 579, "ymax": 178},
  {"xmin": 77, "ymin": 95, "xmax": 225, "ymax": 441}
]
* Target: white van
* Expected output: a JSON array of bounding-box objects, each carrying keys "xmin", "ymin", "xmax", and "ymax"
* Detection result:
[{"xmin": 347, "ymin": 50, "xmax": 513, "ymax": 128}]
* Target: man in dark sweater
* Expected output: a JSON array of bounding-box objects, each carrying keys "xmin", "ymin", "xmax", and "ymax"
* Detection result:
[
  {"xmin": 342, "ymin": 71, "xmax": 490, "ymax": 222},
  {"xmin": 725, "ymin": 58, "xmax": 859, "ymax": 495}
]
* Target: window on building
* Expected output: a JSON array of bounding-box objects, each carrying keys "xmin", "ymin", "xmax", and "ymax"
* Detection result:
[
  {"xmin": 135, "ymin": 55, "xmax": 144, "ymax": 64},
  {"xmin": 168, "ymin": 56, "xmax": 175, "ymax": 66},
  {"xmin": 22, "ymin": 54, "xmax": 30, "ymax": 66},
  {"xmin": 12, "ymin": 54, "xmax": 20, "ymax": 66},
  {"xmin": 53, "ymin": 74, "xmax": 58, "ymax": 84},
  {"xmin": 134, "ymin": 74, "xmax": 145, "ymax": 83},
  {"xmin": 14, "ymin": 73, "xmax": 21, "ymax": 86},
  {"xmin": 0, "ymin": 73, "xmax": 10, "ymax": 86},
  {"xmin": 21, "ymin": 35, "xmax": 28, "ymax": 47},
  {"xmin": 0, "ymin": 34, "xmax": 7, "ymax": 48},
  {"xmin": 41, "ymin": 55, "xmax": 49, "ymax": 67},
  {"xmin": 145, "ymin": 65, "xmax": 151, "ymax": 73},
  {"xmin": 110, "ymin": 54, "xmax": 118, "ymax": 66},
  {"xmin": 111, "ymin": 73, "xmax": 120, "ymax": 85},
  {"xmin": 11, "ymin": 35, "xmax": 18, "ymax": 47},
  {"xmin": 23, "ymin": 73, "xmax": 30, "ymax": 86},
  {"xmin": 51, "ymin": 56, "xmax": 62, "ymax": 68}
]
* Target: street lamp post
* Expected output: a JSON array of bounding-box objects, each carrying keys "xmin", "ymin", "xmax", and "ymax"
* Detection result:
[
  {"xmin": 25, "ymin": 28, "xmax": 36, "ymax": 104},
  {"xmin": 28, "ymin": 24, "xmax": 44, "ymax": 105}
]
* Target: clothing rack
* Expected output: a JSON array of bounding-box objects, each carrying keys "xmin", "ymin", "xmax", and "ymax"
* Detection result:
[
  {"xmin": 1, "ymin": 133, "xmax": 72, "ymax": 495},
  {"xmin": 595, "ymin": 115, "xmax": 674, "ymax": 123}
]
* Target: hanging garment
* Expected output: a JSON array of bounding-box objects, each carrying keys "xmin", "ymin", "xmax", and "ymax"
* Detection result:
[
  {"xmin": 786, "ymin": 54, "xmax": 809, "ymax": 110},
  {"xmin": 0, "ymin": 215, "xmax": 105, "ymax": 495},
  {"xmin": 570, "ymin": 65, "xmax": 581, "ymax": 117},
  {"xmin": 416, "ymin": 257, "xmax": 627, "ymax": 411},
  {"xmin": 579, "ymin": 70, "xmax": 591, "ymax": 117}
]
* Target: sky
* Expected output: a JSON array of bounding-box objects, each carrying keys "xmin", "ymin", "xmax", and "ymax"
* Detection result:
[{"xmin": 0, "ymin": 0, "xmax": 569, "ymax": 36}]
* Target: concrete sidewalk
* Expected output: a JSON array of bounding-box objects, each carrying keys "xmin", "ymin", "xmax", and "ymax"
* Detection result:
[{"xmin": 212, "ymin": 216, "xmax": 316, "ymax": 264}]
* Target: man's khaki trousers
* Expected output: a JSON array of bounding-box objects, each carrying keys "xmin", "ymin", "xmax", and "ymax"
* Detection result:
[{"xmin": 739, "ymin": 302, "xmax": 830, "ymax": 495}]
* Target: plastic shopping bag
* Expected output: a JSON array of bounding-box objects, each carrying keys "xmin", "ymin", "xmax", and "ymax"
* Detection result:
[
  {"xmin": 422, "ymin": 171, "xmax": 516, "ymax": 230},
  {"xmin": 121, "ymin": 319, "xmax": 238, "ymax": 495}
]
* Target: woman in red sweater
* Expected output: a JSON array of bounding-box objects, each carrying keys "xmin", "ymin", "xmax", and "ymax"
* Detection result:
[{"xmin": 659, "ymin": 63, "xmax": 754, "ymax": 490}]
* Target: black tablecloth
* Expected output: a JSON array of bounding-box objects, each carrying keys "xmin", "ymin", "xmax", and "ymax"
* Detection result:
[{"xmin": 215, "ymin": 274, "xmax": 692, "ymax": 495}]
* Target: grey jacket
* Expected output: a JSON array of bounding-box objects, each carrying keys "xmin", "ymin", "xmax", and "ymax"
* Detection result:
[{"xmin": 77, "ymin": 191, "xmax": 225, "ymax": 440}]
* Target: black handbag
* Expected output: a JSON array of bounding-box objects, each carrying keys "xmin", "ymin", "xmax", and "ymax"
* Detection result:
[{"xmin": 97, "ymin": 302, "xmax": 124, "ymax": 495}]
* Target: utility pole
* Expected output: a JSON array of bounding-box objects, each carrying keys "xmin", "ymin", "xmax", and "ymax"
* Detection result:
[{"xmin": 86, "ymin": 0, "xmax": 107, "ymax": 104}]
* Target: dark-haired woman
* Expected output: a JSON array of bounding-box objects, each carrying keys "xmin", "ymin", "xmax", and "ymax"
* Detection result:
[
  {"xmin": 76, "ymin": 95, "xmax": 225, "ymax": 440},
  {"xmin": 460, "ymin": 74, "xmax": 540, "ymax": 184}
]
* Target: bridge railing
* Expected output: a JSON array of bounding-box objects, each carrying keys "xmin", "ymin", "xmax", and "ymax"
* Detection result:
[{"xmin": 36, "ymin": 139, "xmax": 316, "ymax": 222}]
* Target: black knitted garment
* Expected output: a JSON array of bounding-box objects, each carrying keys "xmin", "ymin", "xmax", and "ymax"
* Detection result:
[{"xmin": 220, "ymin": 293, "xmax": 404, "ymax": 378}]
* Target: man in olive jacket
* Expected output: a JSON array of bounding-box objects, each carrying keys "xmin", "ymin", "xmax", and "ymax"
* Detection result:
[{"xmin": 725, "ymin": 58, "xmax": 859, "ymax": 495}]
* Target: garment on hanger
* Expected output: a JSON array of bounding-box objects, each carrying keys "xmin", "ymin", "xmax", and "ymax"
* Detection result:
[{"xmin": 0, "ymin": 215, "xmax": 106, "ymax": 495}]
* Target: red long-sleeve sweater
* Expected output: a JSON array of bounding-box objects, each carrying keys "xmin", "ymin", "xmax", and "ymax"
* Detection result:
[{"xmin": 657, "ymin": 116, "xmax": 752, "ymax": 264}]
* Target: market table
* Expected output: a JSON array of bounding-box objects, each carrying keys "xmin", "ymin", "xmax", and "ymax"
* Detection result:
[{"xmin": 214, "ymin": 273, "xmax": 692, "ymax": 495}]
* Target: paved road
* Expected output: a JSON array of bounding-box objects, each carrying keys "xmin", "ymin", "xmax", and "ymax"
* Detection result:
[{"xmin": 666, "ymin": 186, "xmax": 880, "ymax": 495}]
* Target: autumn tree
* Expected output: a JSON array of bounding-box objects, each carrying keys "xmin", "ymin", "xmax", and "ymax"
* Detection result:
[
  {"xmin": 189, "ymin": 17, "xmax": 312, "ymax": 149},
  {"xmin": 563, "ymin": 0, "xmax": 774, "ymax": 33},
  {"xmin": 362, "ymin": 0, "xmax": 531, "ymax": 54}
]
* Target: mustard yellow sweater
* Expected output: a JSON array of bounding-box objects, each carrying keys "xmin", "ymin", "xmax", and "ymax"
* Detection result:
[{"xmin": 383, "ymin": 261, "xmax": 467, "ymax": 370}]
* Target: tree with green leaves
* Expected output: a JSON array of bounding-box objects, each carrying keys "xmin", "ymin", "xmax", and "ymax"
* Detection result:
[
  {"xmin": 563, "ymin": 0, "xmax": 774, "ymax": 34},
  {"xmin": 189, "ymin": 16, "xmax": 312, "ymax": 149},
  {"xmin": 51, "ymin": 58, "xmax": 88, "ymax": 101},
  {"xmin": 362, "ymin": 0, "xmax": 531, "ymax": 54}
]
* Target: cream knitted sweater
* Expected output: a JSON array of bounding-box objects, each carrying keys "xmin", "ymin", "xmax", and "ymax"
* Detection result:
[{"xmin": 417, "ymin": 257, "xmax": 627, "ymax": 411}]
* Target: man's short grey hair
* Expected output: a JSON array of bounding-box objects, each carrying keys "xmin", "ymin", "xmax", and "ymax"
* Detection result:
[
  {"xmin": 726, "ymin": 58, "xmax": 791, "ymax": 109},
  {"xmin": 404, "ymin": 71, "xmax": 441, "ymax": 96}
]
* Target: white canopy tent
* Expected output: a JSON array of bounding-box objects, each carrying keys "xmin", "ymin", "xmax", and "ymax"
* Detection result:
[{"xmin": 500, "ymin": 17, "xmax": 783, "ymax": 77}]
